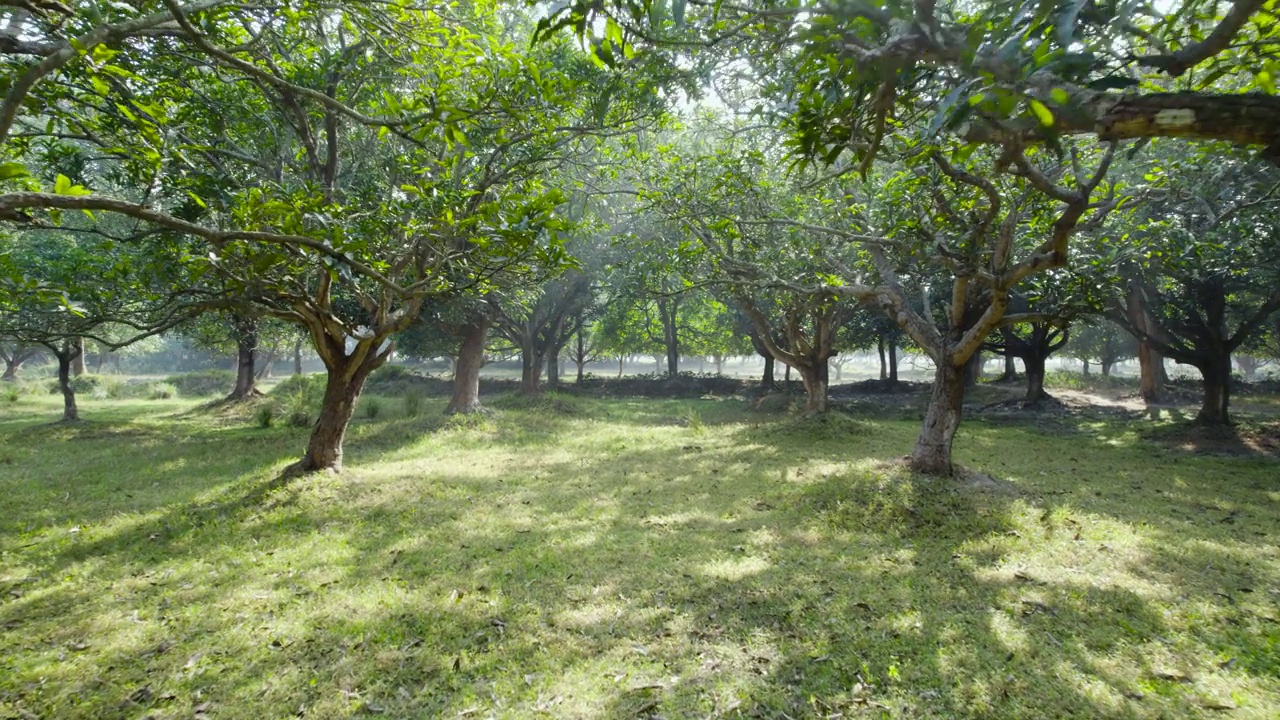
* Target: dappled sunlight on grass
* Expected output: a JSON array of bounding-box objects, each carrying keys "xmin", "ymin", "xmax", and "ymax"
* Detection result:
[{"xmin": 2, "ymin": 391, "xmax": 1279, "ymax": 718}]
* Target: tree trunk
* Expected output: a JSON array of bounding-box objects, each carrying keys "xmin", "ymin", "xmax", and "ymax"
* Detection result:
[
  {"xmin": 659, "ymin": 298, "xmax": 679, "ymax": 378},
  {"xmin": 877, "ymin": 337, "xmax": 887, "ymax": 380},
  {"xmin": 1024, "ymin": 353, "xmax": 1048, "ymax": 402},
  {"xmin": 1196, "ymin": 356, "xmax": 1232, "ymax": 425},
  {"xmin": 1235, "ymin": 355, "xmax": 1258, "ymax": 382},
  {"xmin": 92, "ymin": 351, "xmax": 106, "ymax": 373},
  {"xmin": 1101, "ymin": 359, "xmax": 1113, "ymax": 377},
  {"xmin": 71, "ymin": 338, "xmax": 86, "ymax": 376},
  {"xmin": 297, "ymin": 363, "xmax": 371, "ymax": 473},
  {"xmin": 713, "ymin": 354, "xmax": 724, "ymax": 375},
  {"xmin": 546, "ymin": 347, "xmax": 560, "ymax": 389},
  {"xmin": 575, "ymin": 328, "xmax": 587, "ymax": 383},
  {"xmin": 520, "ymin": 338, "xmax": 546, "ymax": 395},
  {"xmin": 761, "ymin": 354, "xmax": 776, "ymax": 392},
  {"xmin": 227, "ymin": 317, "xmax": 259, "ymax": 400},
  {"xmin": 964, "ymin": 351, "xmax": 982, "ymax": 388},
  {"xmin": 888, "ymin": 341, "xmax": 899, "ymax": 384},
  {"xmin": 798, "ymin": 362, "xmax": 830, "ymax": 415},
  {"xmin": 618, "ymin": 355, "xmax": 624, "ymax": 378},
  {"xmin": 2, "ymin": 356, "xmax": 21, "ymax": 381},
  {"xmin": 293, "ymin": 338, "xmax": 304, "ymax": 375},
  {"xmin": 999, "ymin": 354, "xmax": 1017, "ymax": 382},
  {"xmin": 910, "ymin": 362, "xmax": 967, "ymax": 475},
  {"xmin": 447, "ymin": 318, "xmax": 489, "ymax": 415},
  {"xmin": 256, "ymin": 348, "xmax": 277, "ymax": 380},
  {"xmin": 1138, "ymin": 341, "xmax": 1164, "ymax": 403},
  {"xmin": 1082, "ymin": 359, "xmax": 1091, "ymax": 376},
  {"xmin": 783, "ymin": 363, "xmax": 792, "ymax": 394},
  {"xmin": 56, "ymin": 347, "xmax": 79, "ymax": 422}
]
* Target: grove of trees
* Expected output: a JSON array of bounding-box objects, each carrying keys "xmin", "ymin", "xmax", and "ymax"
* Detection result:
[{"xmin": 3, "ymin": 0, "xmax": 1279, "ymax": 476}]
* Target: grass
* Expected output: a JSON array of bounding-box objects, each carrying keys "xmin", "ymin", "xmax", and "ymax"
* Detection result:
[{"xmin": 1, "ymin": 390, "xmax": 1278, "ymax": 719}]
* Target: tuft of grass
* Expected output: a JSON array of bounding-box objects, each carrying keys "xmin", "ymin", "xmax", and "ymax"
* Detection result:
[
  {"xmin": 2, "ymin": 385, "xmax": 18, "ymax": 403},
  {"xmin": 0, "ymin": 391, "xmax": 1278, "ymax": 719},
  {"xmin": 362, "ymin": 397, "xmax": 382, "ymax": 419},
  {"xmin": 683, "ymin": 404, "xmax": 706, "ymax": 435},
  {"xmin": 255, "ymin": 404, "xmax": 275, "ymax": 428},
  {"xmin": 402, "ymin": 392, "xmax": 422, "ymax": 418}
]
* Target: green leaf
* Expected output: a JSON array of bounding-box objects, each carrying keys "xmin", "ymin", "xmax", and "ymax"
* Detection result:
[
  {"xmin": 54, "ymin": 174, "xmax": 71, "ymax": 194},
  {"xmin": 0, "ymin": 162, "xmax": 26, "ymax": 181},
  {"xmin": 1029, "ymin": 100, "xmax": 1054, "ymax": 127}
]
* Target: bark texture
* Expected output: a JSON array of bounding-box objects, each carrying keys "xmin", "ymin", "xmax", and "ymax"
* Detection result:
[
  {"xmin": 910, "ymin": 363, "xmax": 966, "ymax": 475},
  {"xmin": 446, "ymin": 318, "xmax": 489, "ymax": 415},
  {"xmin": 227, "ymin": 314, "xmax": 260, "ymax": 400}
]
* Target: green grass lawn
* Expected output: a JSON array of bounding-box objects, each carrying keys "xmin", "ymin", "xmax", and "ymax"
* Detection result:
[{"xmin": 1, "ymin": 390, "xmax": 1278, "ymax": 719}]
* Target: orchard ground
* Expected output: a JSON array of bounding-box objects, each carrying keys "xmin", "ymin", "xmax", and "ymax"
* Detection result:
[{"xmin": 1, "ymin": 371, "xmax": 1278, "ymax": 719}]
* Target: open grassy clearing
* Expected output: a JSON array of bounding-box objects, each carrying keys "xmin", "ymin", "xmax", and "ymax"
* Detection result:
[{"xmin": 1, "ymin": 389, "xmax": 1278, "ymax": 719}]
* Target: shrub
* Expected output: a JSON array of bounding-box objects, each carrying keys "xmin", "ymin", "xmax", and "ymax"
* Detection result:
[
  {"xmin": 69, "ymin": 374, "xmax": 103, "ymax": 393},
  {"xmin": 147, "ymin": 382, "xmax": 178, "ymax": 400},
  {"xmin": 3, "ymin": 386, "xmax": 18, "ymax": 403},
  {"xmin": 90, "ymin": 378, "xmax": 123, "ymax": 400},
  {"xmin": 403, "ymin": 392, "xmax": 423, "ymax": 418},
  {"xmin": 287, "ymin": 409, "xmax": 312, "ymax": 428},
  {"xmin": 255, "ymin": 405, "xmax": 276, "ymax": 429},
  {"xmin": 363, "ymin": 398, "xmax": 382, "ymax": 419},
  {"xmin": 165, "ymin": 370, "xmax": 236, "ymax": 397},
  {"xmin": 271, "ymin": 373, "xmax": 326, "ymax": 401}
]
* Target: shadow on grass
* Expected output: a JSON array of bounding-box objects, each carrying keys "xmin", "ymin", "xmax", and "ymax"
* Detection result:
[{"xmin": 1, "ymin": 395, "xmax": 1277, "ymax": 718}]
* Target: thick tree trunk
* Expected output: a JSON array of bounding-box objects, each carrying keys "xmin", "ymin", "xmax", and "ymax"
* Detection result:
[
  {"xmin": 964, "ymin": 351, "xmax": 982, "ymax": 388},
  {"xmin": 447, "ymin": 318, "xmax": 489, "ymax": 415},
  {"xmin": 56, "ymin": 349, "xmax": 79, "ymax": 422},
  {"xmin": 1024, "ymin": 354, "xmax": 1048, "ymax": 402},
  {"xmin": 888, "ymin": 342, "xmax": 899, "ymax": 384},
  {"xmin": 910, "ymin": 362, "xmax": 966, "ymax": 475},
  {"xmin": 293, "ymin": 338, "xmax": 304, "ymax": 375},
  {"xmin": 1196, "ymin": 356, "xmax": 1232, "ymax": 425},
  {"xmin": 228, "ymin": 318, "xmax": 259, "ymax": 400},
  {"xmin": 520, "ymin": 338, "xmax": 546, "ymax": 395},
  {"xmin": 783, "ymin": 363, "xmax": 792, "ymax": 394},
  {"xmin": 1138, "ymin": 341, "xmax": 1164, "ymax": 402},
  {"xmin": 1082, "ymin": 359, "xmax": 1091, "ymax": 376},
  {"xmin": 1101, "ymin": 359, "xmax": 1113, "ymax": 377},
  {"xmin": 547, "ymin": 347, "xmax": 560, "ymax": 389},
  {"xmin": 761, "ymin": 354, "xmax": 776, "ymax": 392},
  {"xmin": 71, "ymin": 338, "xmax": 86, "ymax": 376},
  {"xmin": 295, "ymin": 355, "xmax": 380, "ymax": 474},
  {"xmin": 798, "ymin": 362, "xmax": 830, "ymax": 415},
  {"xmin": 300, "ymin": 372, "xmax": 364, "ymax": 472}
]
